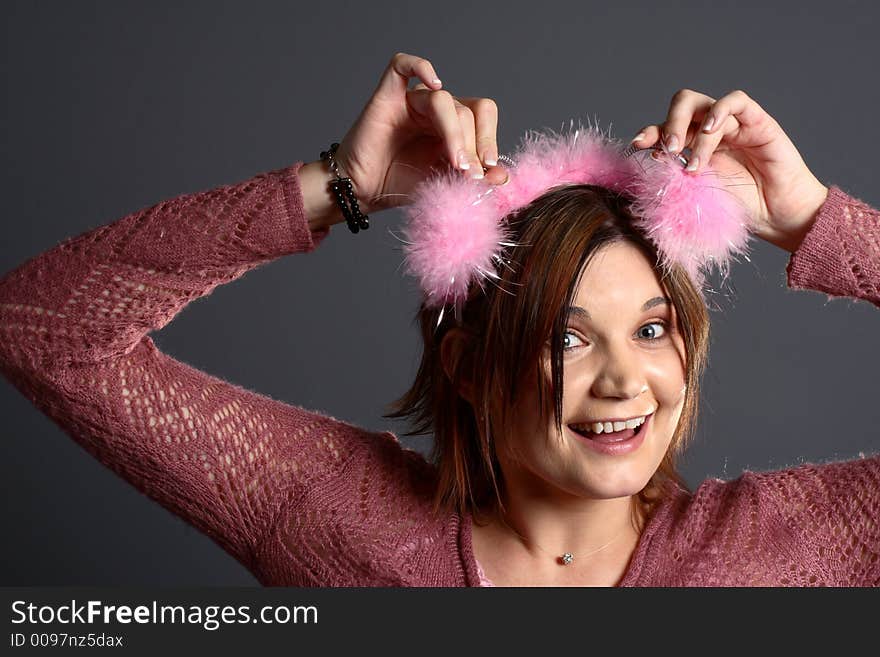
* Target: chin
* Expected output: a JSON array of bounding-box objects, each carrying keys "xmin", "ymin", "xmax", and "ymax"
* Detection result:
[
  {"xmin": 582, "ymin": 473, "xmax": 653, "ymax": 500},
  {"xmin": 563, "ymin": 417, "xmax": 670, "ymax": 498}
]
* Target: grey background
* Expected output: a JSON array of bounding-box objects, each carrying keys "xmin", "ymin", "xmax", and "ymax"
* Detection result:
[{"xmin": 1, "ymin": 1, "xmax": 877, "ymax": 585}]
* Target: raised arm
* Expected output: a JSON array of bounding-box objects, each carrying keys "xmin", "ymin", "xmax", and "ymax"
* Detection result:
[
  {"xmin": 0, "ymin": 161, "xmax": 357, "ymax": 576},
  {"xmin": 632, "ymin": 88, "xmax": 878, "ymax": 308},
  {"xmin": 786, "ymin": 185, "xmax": 879, "ymax": 307},
  {"xmin": 633, "ymin": 89, "xmax": 879, "ymax": 586},
  {"xmin": 0, "ymin": 52, "xmax": 510, "ymax": 585},
  {"xmin": 780, "ymin": 186, "xmax": 879, "ymax": 584},
  {"xmin": 1, "ymin": 163, "xmax": 330, "ymax": 370}
]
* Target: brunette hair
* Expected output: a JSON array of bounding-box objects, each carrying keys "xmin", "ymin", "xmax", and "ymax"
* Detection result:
[{"xmin": 384, "ymin": 184, "xmax": 709, "ymax": 530}]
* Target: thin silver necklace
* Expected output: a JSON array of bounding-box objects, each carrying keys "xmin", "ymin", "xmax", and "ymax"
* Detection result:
[{"xmin": 497, "ymin": 512, "xmax": 631, "ymax": 566}]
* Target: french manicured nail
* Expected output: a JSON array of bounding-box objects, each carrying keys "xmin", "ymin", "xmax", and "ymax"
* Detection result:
[
  {"xmin": 458, "ymin": 150, "xmax": 470, "ymax": 170},
  {"xmin": 483, "ymin": 153, "xmax": 498, "ymax": 166},
  {"xmin": 686, "ymin": 155, "xmax": 700, "ymax": 172},
  {"xmin": 666, "ymin": 134, "xmax": 679, "ymax": 152},
  {"xmin": 702, "ymin": 115, "xmax": 715, "ymax": 132},
  {"xmin": 432, "ymin": 78, "xmax": 442, "ymax": 86},
  {"xmin": 631, "ymin": 132, "xmax": 646, "ymax": 143}
]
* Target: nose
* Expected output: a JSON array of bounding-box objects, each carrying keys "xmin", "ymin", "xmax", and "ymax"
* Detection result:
[{"xmin": 589, "ymin": 347, "xmax": 648, "ymax": 400}]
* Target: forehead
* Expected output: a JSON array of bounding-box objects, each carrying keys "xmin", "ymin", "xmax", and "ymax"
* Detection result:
[{"xmin": 571, "ymin": 241, "xmax": 665, "ymax": 309}]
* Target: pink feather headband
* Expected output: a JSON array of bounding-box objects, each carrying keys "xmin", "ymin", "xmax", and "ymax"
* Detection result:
[{"xmin": 398, "ymin": 122, "xmax": 752, "ymax": 325}]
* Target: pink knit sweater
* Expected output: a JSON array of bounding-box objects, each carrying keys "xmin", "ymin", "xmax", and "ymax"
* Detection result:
[{"xmin": 1, "ymin": 162, "xmax": 877, "ymax": 586}]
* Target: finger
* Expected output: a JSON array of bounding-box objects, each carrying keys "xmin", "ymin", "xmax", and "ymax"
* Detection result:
[
  {"xmin": 661, "ymin": 89, "xmax": 717, "ymax": 155},
  {"xmin": 700, "ymin": 89, "xmax": 765, "ymax": 136},
  {"xmin": 631, "ymin": 124, "xmax": 662, "ymax": 149},
  {"xmin": 454, "ymin": 101, "xmax": 485, "ymax": 179},
  {"xmin": 632, "ymin": 122, "xmax": 698, "ymax": 152},
  {"xmin": 632, "ymin": 123, "xmax": 697, "ymax": 155},
  {"xmin": 375, "ymin": 52, "xmax": 442, "ymax": 101},
  {"xmin": 407, "ymin": 88, "xmax": 473, "ymax": 174},
  {"xmin": 456, "ymin": 96, "xmax": 500, "ymax": 167},
  {"xmin": 489, "ymin": 166, "xmax": 510, "ymax": 186},
  {"xmin": 687, "ymin": 90, "xmax": 767, "ymax": 174},
  {"xmin": 686, "ymin": 113, "xmax": 740, "ymax": 173}
]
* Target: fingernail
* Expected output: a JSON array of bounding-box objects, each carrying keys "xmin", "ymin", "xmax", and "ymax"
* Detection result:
[
  {"xmin": 631, "ymin": 132, "xmax": 646, "ymax": 143},
  {"xmin": 686, "ymin": 155, "xmax": 699, "ymax": 172},
  {"xmin": 458, "ymin": 150, "xmax": 470, "ymax": 170},
  {"xmin": 483, "ymin": 153, "xmax": 498, "ymax": 166},
  {"xmin": 702, "ymin": 116, "xmax": 715, "ymax": 132},
  {"xmin": 471, "ymin": 166, "xmax": 485, "ymax": 179},
  {"xmin": 666, "ymin": 134, "xmax": 679, "ymax": 152},
  {"xmin": 432, "ymin": 78, "xmax": 442, "ymax": 86}
]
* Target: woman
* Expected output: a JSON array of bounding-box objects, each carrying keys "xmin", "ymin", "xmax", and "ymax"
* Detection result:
[{"xmin": 0, "ymin": 52, "xmax": 876, "ymax": 586}]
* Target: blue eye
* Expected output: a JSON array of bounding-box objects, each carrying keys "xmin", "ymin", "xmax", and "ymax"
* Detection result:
[
  {"xmin": 638, "ymin": 321, "xmax": 668, "ymax": 340},
  {"xmin": 561, "ymin": 321, "xmax": 669, "ymax": 351},
  {"xmin": 562, "ymin": 331, "xmax": 585, "ymax": 350}
]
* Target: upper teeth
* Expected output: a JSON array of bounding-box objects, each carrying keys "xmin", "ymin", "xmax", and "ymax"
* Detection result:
[{"xmin": 571, "ymin": 416, "xmax": 647, "ymax": 434}]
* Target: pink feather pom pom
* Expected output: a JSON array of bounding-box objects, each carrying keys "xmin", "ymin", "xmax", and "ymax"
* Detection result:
[
  {"xmin": 491, "ymin": 126, "xmax": 633, "ymax": 219},
  {"xmin": 627, "ymin": 150, "xmax": 752, "ymax": 288},
  {"xmin": 400, "ymin": 124, "xmax": 635, "ymax": 312},
  {"xmin": 399, "ymin": 122, "xmax": 754, "ymax": 315},
  {"xmin": 400, "ymin": 169, "xmax": 509, "ymax": 309}
]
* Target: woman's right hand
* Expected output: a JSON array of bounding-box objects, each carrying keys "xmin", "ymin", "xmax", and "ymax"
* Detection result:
[{"xmin": 331, "ymin": 52, "xmax": 508, "ymax": 216}]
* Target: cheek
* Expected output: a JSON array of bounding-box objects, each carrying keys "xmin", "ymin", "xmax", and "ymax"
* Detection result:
[
  {"xmin": 645, "ymin": 351, "xmax": 686, "ymax": 405},
  {"xmin": 648, "ymin": 331, "xmax": 687, "ymax": 396},
  {"xmin": 645, "ymin": 346, "xmax": 688, "ymax": 442}
]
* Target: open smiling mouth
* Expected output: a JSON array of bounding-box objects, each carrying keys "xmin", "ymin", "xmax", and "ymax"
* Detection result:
[{"xmin": 567, "ymin": 414, "xmax": 650, "ymax": 444}]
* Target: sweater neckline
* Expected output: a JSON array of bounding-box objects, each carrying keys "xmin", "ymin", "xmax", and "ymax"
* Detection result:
[{"xmin": 457, "ymin": 485, "xmax": 680, "ymax": 587}]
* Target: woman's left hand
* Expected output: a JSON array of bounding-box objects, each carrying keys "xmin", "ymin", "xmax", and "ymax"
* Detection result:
[{"xmin": 632, "ymin": 89, "xmax": 829, "ymax": 253}]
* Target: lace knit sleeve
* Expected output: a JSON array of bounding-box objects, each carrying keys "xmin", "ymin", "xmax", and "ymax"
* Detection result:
[
  {"xmin": 780, "ymin": 186, "xmax": 880, "ymax": 584},
  {"xmin": 0, "ymin": 163, "xmax": 414, "ymax": 580},
  {"xmin": 744, "ymin": 456, "xmax": 880, "ymax": 586},
  {"xmin": 640, "ymin": 457, "xmax": 880, "ymax": 586},
  {"xmin": 786, "ymin": 185, "xmax": 879, "ymax": 307}
]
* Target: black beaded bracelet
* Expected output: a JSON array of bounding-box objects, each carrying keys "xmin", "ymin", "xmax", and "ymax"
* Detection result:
[{"xmin": 319, "ymin": 142, "xmax": 370, "ymax": 233}]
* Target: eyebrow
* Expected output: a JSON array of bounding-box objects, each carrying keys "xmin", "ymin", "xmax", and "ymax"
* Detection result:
[{"xmin": 566, "ymin": 296, "xmax": 670, "ymax": 321}]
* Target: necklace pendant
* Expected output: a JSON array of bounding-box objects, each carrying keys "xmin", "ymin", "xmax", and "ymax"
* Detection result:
[{"xmin": 561, "ymin": 552, "xmax": 573, "ymax": 565}]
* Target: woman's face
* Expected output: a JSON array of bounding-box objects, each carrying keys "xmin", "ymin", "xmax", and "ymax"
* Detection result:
[{"xmin": 498, "ymin": 240, "xmax": 688, "ymax": 502}]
